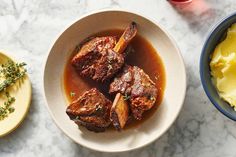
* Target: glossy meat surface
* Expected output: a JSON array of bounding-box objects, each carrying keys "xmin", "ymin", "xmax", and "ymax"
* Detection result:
[
  {"xmin": 71, "ymin": 22, "xmax": 137, "ymax": 82},
  {"xmin": 66, "ymin": 88, "xmax": 112, "ymax": 132},
  {"xmin": 71, "ymin": 37, "xmax": 125, "ymax": 82},
  {"xmin": 109, "ymin": 65, "xmax": 158, "ymax": 120}
]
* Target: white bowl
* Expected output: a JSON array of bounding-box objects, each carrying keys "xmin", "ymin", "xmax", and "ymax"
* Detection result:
[{"xmin": 43, "ymin": 9, "xmax": 186, "ymax": 152}]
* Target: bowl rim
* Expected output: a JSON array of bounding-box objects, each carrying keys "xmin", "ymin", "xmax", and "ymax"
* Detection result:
[
  {"xmin": 200, "ymin": 12, "xmax": 236, "ymax": 121},
  {"xmin": 168, "ymin": 0, "xmax": 192, "ymax": 5},
  {"xmin": 42, "ymin": 8, "xmax": 187, "ymax": 152}
]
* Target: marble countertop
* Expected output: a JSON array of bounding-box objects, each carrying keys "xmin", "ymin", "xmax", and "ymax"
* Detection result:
[{"xmin": 1, "ymin": 0, "xmax": 236, "ymax": 156}]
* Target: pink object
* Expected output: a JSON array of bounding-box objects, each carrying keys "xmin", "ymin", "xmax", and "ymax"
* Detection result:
[{"xmin": 169, "ymin": 0, "xmax": 192, "ymax": 4}]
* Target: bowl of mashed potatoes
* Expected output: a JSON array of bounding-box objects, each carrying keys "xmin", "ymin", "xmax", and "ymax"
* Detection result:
[{"xmin": 200, "ymin": 12, "xmax": 236, "ymax": 121}]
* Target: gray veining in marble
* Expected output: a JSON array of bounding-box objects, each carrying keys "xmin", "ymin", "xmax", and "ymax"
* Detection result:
[{"xmin": 1, "ymin": 0, "xmax": 236, "ymax": 157}]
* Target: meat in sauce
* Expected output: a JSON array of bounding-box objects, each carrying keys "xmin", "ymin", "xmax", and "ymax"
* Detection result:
[
  {"xmin": 71, "ymin": 22, "xmax": 137, "ymax": 82},
  {"xmin": 64, "ymin": 24, "xmax": 165, "ymax": 132},
  {"xmin": 110, "ymin": 65, "xmax": 158, "ymax": 120},
  {"xmin": 66, "ymin": 88, "xmax": 112, "ymax": 132}
]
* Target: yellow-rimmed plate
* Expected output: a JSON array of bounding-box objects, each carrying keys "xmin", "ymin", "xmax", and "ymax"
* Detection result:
[{"xmin": 0, "ymin": 52, "xmax": 31, "ymax": 137}]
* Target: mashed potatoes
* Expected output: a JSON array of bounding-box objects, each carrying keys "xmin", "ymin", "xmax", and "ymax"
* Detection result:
[{"xmin": 210, "ymin": 23, "xmax": 236, "ymax": 110}]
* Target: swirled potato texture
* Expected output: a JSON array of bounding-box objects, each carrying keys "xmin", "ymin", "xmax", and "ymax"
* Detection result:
[{"xmin": 210, "ymin": 23, "xmax": 236, "ymax": 110}]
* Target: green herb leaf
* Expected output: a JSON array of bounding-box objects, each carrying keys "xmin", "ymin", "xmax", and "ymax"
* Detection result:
[
  {"xmin": 149, "ymin": 96, "xmax": 156, "ymax": 102},
  {"xmin": 0, "ymin": 60, "xmax": 27, "ymax": 120},
  {"xmin": 123, "ymin": 93, "xmax": 130, "ymax": 101},
  {"xmin": 70, "ymin": 92, "xmax": 76, "ymax": 97}
]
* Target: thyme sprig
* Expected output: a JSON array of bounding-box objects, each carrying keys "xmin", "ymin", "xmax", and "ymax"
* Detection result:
[
  {"xmin": 0, "ymin": 61, "xmax": 26, "ymax": 92},
  {"xmin": 0, "ymin": 92, "xmax": 15, "ymax": 120},
  {"xmin": 0, "ymin": 60, "xmax": 27, "ymax": 120}
]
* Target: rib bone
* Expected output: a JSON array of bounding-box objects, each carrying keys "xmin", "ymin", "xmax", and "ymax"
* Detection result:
[
  {"xmin": 110, "ymin": 93, "xmax": 129, "ymax": 130},
  {"xmin": 113, "ymin": 22, "xmax": 137, "ymax": 53}
]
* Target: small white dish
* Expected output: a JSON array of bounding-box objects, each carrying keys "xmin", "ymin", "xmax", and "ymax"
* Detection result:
[{"xmin": 43, "ymin": 9, "xmax": 186, "ymax": 152}]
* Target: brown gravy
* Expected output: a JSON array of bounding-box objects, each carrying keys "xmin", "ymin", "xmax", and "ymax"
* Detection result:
[{"xmin": 63, "ymin": 29, "xmax": 166, "ymax": 129}]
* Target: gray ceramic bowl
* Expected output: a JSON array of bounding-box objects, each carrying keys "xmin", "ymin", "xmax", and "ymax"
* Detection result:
[{"xmin": 200, "ymin": 12, "xmax": 236, "ymax": 121}]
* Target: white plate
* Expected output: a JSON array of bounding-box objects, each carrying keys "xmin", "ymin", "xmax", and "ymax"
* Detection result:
[{"xmin": 43, "ymin": 9, "xmax": 186, "ymax": 152}]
